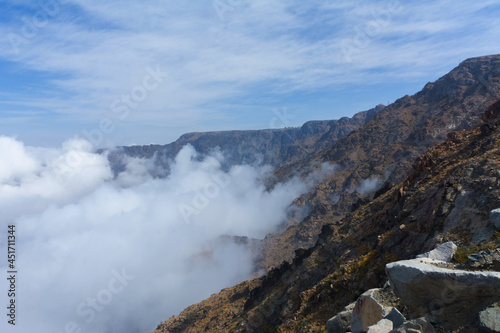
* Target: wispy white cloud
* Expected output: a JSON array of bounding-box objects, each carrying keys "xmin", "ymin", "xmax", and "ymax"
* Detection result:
[{"xmin": 0, "ymin": 0, "xmax": 499, "ymax": 146}]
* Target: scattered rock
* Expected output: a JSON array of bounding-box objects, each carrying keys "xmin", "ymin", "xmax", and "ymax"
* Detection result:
[
  {"xmin": 389, "ymin": 317, "xmax": 435, "ymax": 333},
  {"xmin": 458, "ymin": 247, "xmax": 500, "ymax": 271},
  {"xmin": 384, "ymin": 307, "xmax": 405, "ymax": 329},
  {"xmin": 351, "ymin": 289, "xmax": 394, "ymax": 333},
  {"xmin": 416, "ymin": 242, "xmax": 457, "ymax": 262},
  {"xmin": 479, "ymin": 307, "xmax": 500, "ymax": 332},
  {"xmin": 469, "ymin": 253, "xmax": 486, "ymax": 262},
  {"xmin": 367, "ymin": 318, "xmax": 393, "ymax": 333},
  {"xmin": 386, "ymin": 260, "xmax": 500, "ymax": 315},
  {"xmin": 490, "ymin": 208, "xmax": 500, "ymax": 231}
]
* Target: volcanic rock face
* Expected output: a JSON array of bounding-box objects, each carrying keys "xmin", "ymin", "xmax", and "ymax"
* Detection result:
[{"xmin": 150, "ymin": 55, "xmax": 500, "ymax": 333}]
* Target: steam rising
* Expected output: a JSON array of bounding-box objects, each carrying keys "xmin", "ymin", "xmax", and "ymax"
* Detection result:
[
  {"xmin": 357, "ymin": 177, "xmax": 380, "ymax": 195},
  {"xmin": 0, "ymin": 137, "xmax": 309, "ymax": 333}
]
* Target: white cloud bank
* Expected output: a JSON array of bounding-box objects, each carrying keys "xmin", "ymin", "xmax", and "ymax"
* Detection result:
[{"xmin": 0, "ymin": 136, "xmax": 309, "ymax": 333}]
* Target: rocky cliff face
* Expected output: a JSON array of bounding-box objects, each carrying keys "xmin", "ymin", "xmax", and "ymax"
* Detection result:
[{"xmin": 108, "ymin": 105, "xmax": 383, "ymax": 173}]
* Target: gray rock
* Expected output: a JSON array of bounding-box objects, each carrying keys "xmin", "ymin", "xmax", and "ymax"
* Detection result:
[
  {"xmin": 327, "ymin": 302, "xmax": 357, "ymax": 333},
  {"xmin": 351, "ymin": 289, "xmax": 393, "ymax": 333},
  {"xmin": 416, "ymin": 242, "xmax": 457, "ymax": 262},
  {"xmin": 327, "ymin": 310, "xmax": 352, "ymax": 333},
  {"xmin": 479, "ymin": 307, "xmax": 500, "ymax": 332},
  {"xmin": 386, "ymin": 260, "xmax": 500, "ymax": 315},
  {"xmin": 389, "ymin": 317, "xmax": 435, "ymax": 333},
  {"xmin": 472, "ymin": 225, "xmax": 498, "ymax": 244},
  {"xmin": 367, "ymin": 319, "xmax": 393, "ymax": 333},
  {"xmin": 384, "ymin": 307, "xmax": 405, "ymax": 328},
  {"xmin": 490, "ymin": 208, "xmax": 500, "ymax": 231},
  {"xmin": 345, "ymin": 301, "xmax": 357, "ymax": 312},
  {"xmin": 468, "ymin": 253, "xmax": 484, "ymax": 262}
]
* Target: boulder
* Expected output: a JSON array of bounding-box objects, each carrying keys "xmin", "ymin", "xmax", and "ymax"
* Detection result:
[
  {"xmin": 367, "ymin": 319, "xmax": 393, "ymax": 333},
  {"xmin": 383, "ymin": 307, "xmax": 405, "ymax": 328},
  {"xmin": 490, "ymin": 208, "xmax": 500, "ymax": 231},
  {"xmin": 351, "ymin": 289, "xmax": 393, "ymax": 333},
  {"xmin": 479, "ymin": 307, "xmax": 500, "ymax": 333},
  {"xmin": 327, "ymin": 302, "xmax": 356, "ymax": 333},
  {"xmin": 416, "ymin": 242, "xmax": 457, "ymax": 262},
  {"xmin": 327, "ymin": 310, "xmax": 352, "ymax": 333},
  {"xmin": 389, "ymin": 317, "xmax": 435, "ymax": 333},
  {"xmin": 386, "ymin": 260, "xmax": 500, "ymax": 315}
]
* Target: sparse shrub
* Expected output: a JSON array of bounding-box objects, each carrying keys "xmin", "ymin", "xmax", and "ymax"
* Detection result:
[
  {"xmin": 184, "ymin": 311, "xmax": 197, "ymax": 323},
  {"xmin": 453, "ymin": 247, "xmax": 476, "ymax": 263}
]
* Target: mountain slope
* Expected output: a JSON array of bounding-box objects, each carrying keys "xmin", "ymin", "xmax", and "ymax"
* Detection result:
[
  {"xmin": 152, "ymin": 96, "xmax": 500, "ymax": 333},
  {"xmin": 149, "ymin": 54, "xmax": 500, "ymax": 332},
  {"xmin": 257, "ymin": 54, "xmax": 500, "ymax": 270}
]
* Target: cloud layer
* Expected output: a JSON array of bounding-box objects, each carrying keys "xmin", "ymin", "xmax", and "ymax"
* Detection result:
[{"xmin": 0, "ymin": 137, "xmax": 308, "ymax": 333}]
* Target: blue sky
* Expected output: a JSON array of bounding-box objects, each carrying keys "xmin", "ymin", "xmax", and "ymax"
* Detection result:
[{"xmin": 0, "ymin": 0, "xmax": 499, "ymax": 147}]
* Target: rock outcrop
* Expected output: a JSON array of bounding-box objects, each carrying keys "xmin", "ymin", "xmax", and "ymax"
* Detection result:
[
  {"xmin": 386, "ymin": 259, "xmax": 500, "ymax": 315},
  {"xmin": 415, "ymin": 242, "xmax": 457, "ymax": 262}
]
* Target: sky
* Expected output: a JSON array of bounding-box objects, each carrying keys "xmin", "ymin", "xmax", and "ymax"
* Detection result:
[{"xmin": 0, "ymin": 0, "xmax": 499, "ymax": 148}]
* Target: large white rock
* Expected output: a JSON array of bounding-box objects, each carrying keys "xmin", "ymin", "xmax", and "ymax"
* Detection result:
[
  {"xmin": 367, "ymin": 319, "xmax": 393, "ymax": 333},
  {"xmin": 386, "ymin": 260, "xmax": 500, "ymax": 314},
  {"xmin": 416, "ymin": 241, "xmax": 457, "ymax": 262},
  {"xmin": 351, "ymin": 289, "xmax": 393, "ymax": 333},
  {"xmin": 490, "ymin": 208, "xmax": 500, "ymax": 231}
]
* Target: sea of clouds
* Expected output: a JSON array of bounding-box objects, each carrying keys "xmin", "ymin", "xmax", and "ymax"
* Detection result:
[{"xmin": 0, "ymin": 136, "xmax": 321, "ymax": 333}]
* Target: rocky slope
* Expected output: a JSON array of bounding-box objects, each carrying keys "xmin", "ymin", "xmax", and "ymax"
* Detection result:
[
  {"xmin": 152, "ymin": 93, "xmax": 500, "ymax": 333},
  {"xmin": 257, "ymin": 54, "xmax": 500, "ymax": 270},
  {"xmin": 150, "ymin": 54, "xmax": 500, "ymax": 332}
]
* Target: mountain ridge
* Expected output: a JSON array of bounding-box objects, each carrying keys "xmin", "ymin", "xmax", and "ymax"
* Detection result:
[
  {"xmin": 108, "ymin": 105, "xmax": 384, "ymax": 172},
  {"xmin": 149, "ymin": 54, "xmax": 500, "ymax": 332}
]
